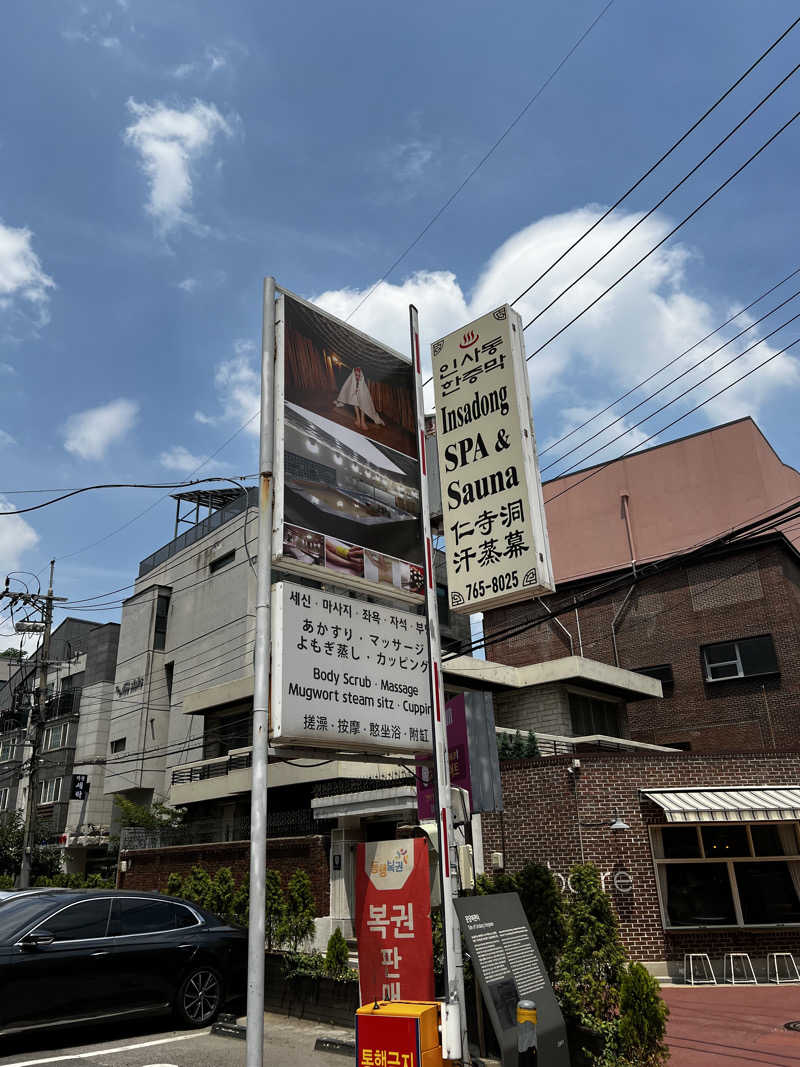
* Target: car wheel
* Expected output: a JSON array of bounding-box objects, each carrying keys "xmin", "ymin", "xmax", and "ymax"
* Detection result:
[{"xmin": 175, "ymin": 966, "xmax": 223, "ymax": 1028}]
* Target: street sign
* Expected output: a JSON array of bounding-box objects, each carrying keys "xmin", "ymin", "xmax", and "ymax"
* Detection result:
[
  {"xmin": 431, "ymin": 305, "xmax": 554, "ymax": 613},
  {"xmin": 355, "ymin": 838, "xmax": 434, "ymax": 1005},
  {"xmin": 70, "ymin": 774, "xmax": 89, "ymax": 801},
  {"xmin": 455, "ymin": 893, "xmax": 569, "ymax": 1067},
  {"xmin": 271, "ymin": 581, "xmax": 431, "ymax": 753}
]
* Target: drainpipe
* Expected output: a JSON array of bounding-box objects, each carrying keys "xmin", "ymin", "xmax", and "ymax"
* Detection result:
[
  {"xmin": 537, "ymin": 597, "xmax": 573, "ymax": 655},
  {"xmin": 573, "ymin": 601, "xmax": 583, "ymax": 657},
  {"xmin": 621, "ymin": 492, "xmax": 637, "ymax": 576},
  {"xmin": 611, "ymin": 585, "xmax": 636, "ymax": 668}
]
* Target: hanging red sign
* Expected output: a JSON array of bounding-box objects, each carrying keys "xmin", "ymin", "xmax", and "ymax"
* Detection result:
[{"xmin": 355, "ymin": 837, "xmax": 434, "ymax": 1004}]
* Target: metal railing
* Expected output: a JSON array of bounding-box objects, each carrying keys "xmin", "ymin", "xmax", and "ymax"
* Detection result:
[{"xmin": 171, "ymin": 749, "xmax": 252, "ymax": 785}]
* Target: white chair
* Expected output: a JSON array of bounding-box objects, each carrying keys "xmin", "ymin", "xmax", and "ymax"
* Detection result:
[
  {"xmin": 767, "ymin": 952, "xmax": 800, "ymax": 984},
  {"xmin": 723, "ymin": 952, "xmax": 757, "ymax": 985},
  {"xmin": 683, "ymin": 953, "xmax": 717, "ymax": 985}
]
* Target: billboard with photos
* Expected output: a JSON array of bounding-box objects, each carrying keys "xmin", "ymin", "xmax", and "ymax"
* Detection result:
[{"xmin": 274, "ymin": 288, "xmax": 424, "ymax": 602}]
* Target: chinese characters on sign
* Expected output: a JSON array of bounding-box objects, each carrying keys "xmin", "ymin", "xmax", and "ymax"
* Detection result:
[
  {"xmin": 431, "ymin": 305, "xmax": 554, "ymax": 613},
  {"xmin": 271, "ymin": 582, "xmax": 432, "ymax": 753},
  {"xmin": 356, "ymin": 839, "xmax": 434, "ymax": 1005}
]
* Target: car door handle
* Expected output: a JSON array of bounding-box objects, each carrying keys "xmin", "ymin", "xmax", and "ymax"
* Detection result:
[{"xmin": 92, "ymin": 950, "xmax": 110, "ymax": 957}]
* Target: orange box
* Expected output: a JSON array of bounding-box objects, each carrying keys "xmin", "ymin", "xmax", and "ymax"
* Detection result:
[{"xmin": 356, "ymin": 1001, "xmax": 444, "ymax": 1067}]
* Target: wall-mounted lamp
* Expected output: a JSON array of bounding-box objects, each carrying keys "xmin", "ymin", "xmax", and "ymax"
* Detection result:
[{"xmin": 610, "ymin": 813, "xmax": 630, "ymax": 831}]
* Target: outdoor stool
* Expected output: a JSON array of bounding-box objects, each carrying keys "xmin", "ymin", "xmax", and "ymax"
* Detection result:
[
  {"xmin": 683, "ymin": 953, "xmax": 717, "ymax": 985},
  {"xmin": 767, "ymin": 952, "xmax": 800, "ymax": 984},
  {"xmin": 723, "ymin": 952, "xmax": 757, "ymax": 985}
]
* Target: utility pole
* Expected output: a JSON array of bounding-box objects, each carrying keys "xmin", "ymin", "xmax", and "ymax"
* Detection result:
[{"xmin": 18, "ymin": 560, "xmax": 56, "ymax": 890}]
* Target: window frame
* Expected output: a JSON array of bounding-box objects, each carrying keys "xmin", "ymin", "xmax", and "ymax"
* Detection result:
[
  {"xmin": 38, "ymin": 777, "xmax": 61, "ymax": 806},
  {"xmin": 0, "ymin": 737, "xmax": 16, "ymax": 763},
  {"xmin": 209, "ymin": 549, "xmax": 236, "ymax": 574},
  {"xmin": 110, "ymin": 737, "xmax": 126, "ymax": 754},
  {"xmin": 701, "ymin": 634, "xmax": 779, "ymax": 683},
  {"xmin": 42, "ymin": 722, "xmax": 68, "ymax": 752},
  {"xmin": 0, "ymin": 787, "xmax": 9, "ymax": 811},
  {"xmin": 650, "ymin": 821, "xmax": 800, "ymax": 930},
  {"xmin": 110, "ymin": 897, "xmax": 202, "ymax": 938},
  {"xmin": 19, "ymin": 897, "xmax": 113, "ymax": 945},
  {"xmin": 567, "ymin": 687, "xmax": 622, "ymax": 737}
]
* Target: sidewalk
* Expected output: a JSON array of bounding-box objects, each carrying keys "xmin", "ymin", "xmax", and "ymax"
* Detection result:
[{"xmin": 663, "ymin": 985, "xmax": 800, "ymax": 1065}]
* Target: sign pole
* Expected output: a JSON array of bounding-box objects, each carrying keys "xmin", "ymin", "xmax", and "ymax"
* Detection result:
[
  {"xmin": 409, "ymin": 305, "xmax": 468, "ymax": 1063},
  {"xmin": 246, "ymin": 275, "xmax": 276, "ymax": 1067}
]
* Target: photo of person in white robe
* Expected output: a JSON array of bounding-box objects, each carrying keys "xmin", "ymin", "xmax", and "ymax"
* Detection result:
[{"xmin": 334, "ymin": 367, "xmax": 385, "ymax": 430}]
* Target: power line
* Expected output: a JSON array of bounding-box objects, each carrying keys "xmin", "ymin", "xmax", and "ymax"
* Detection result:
[
  {"xmin": 540, "ymin": 262, "xmax": 800, "ymax": 456},
  {"xmin": 544, "ymin": 302, "xmax": 800, "ymax": 476},
  {"xmin": 509, "ymin": 12, "xmax": 800, "ymax": 310},
  {"xmin": 343, "ymin": 0, "xmax": 616, "ymax": 324},
  {"xmin": 523, "ymin": 106, "xmax": 800, "ymax": 350},
  {"xmin": 517, "ymin": 59, "xmax": 800, "ymax": 334},
  {"xmin": 544, "ymin": 333, "xmax": 800, "ymax": 506}
]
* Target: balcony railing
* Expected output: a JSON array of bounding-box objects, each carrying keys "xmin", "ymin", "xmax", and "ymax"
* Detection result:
[{"xmin": 171, "ymin": 749, "xmax": 252, "ymax": 785}]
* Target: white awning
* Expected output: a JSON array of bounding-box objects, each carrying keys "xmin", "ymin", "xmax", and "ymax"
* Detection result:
[{"xmin": 641, "ymin": 786, "xmax": 800, "ymax": 823}]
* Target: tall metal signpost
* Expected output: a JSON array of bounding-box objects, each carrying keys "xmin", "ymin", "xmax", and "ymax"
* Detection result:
[
  {"xmin": 246, "ymin": 276, "xmax": 276, "ymax": 1067},
  {"xmin": 409, "ymin": 306, "xmax": 467, "ymax": 1063}
]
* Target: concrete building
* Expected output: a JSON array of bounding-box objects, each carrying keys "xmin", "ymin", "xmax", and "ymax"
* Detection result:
[{"xmin": 0, "ymin": 618, "xmax": 120, "ymax": 876}]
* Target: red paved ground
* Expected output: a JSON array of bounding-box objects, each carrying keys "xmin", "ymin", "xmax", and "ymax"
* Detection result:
[{"xmin": 663, "ymin": 986, "xmax": 800, "ymax": 1065}]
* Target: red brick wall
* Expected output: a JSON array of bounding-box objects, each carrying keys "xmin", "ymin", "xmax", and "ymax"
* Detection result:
[
  {"xmin": 482, "ymin": 750, "xmax": 800, "ymax": 965},
  {"xmin": 118, "ymin": 835, "xmax": 330, "ymax": 915},
  {"xmin": 483, "ymin": 541, "xmax": 800, "ymax": 752}
]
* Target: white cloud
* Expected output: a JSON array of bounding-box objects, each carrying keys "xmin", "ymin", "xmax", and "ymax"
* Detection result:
[
  {"xmin": 195, "ymin": 339, "xmax": 260, "ymax": 432},
  {"xmin": 0, "ymin": 363, "xmax": 15, "ymax": 375},
  {"xmin": 159, "ymin": 445, "xmax": 223, "ymax": 473},
  {"xmin": 172, "ymin": 46, "xmax": 231, "ymax": 79},
  {"xmin": 0, "ymin": 430, "xmax": 15, "ymax": 447},
  {"xmin": 124, "ymin": 98, "xmax": 234, "ymax": 233},
  {"xmin": 177, "ymin": 277, "xmax": 199, "ymax": 293},
  {"xmin": 0, "ymin": 221, "xmax": 55, "ymax": 327},
  {"xmin": 0, "ymin": 495, "xmax": 39, "ymax": 575},
  {"xmin": 62, "ymin": 28, "xmax": 120, "ymax": 49},
  {"xmin": 63, "ymin": 398, "xmax": 139, "ymax": 460},
  {"xmin": 315, "ymin": 206, "xmax": 800, "ymax": 442}
]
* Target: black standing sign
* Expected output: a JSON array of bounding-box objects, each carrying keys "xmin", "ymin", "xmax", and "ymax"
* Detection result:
[{"xmin": 455, "ymin": 893, "xmax": 570, "ymax": 1067}]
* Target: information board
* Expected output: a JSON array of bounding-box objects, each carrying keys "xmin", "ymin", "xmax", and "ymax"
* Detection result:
[
  {"xmin": 271, "ymin": 581, "xmax": 431, "ymax": 753},
  {"xmin": 455, "ymin": 893, "xmax": 569, "ymax": 1067}
]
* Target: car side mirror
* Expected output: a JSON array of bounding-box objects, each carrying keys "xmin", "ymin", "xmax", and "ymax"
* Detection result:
[{"xmin": 21, "ymin": 930, "xmax": 55, "ymax": 948}]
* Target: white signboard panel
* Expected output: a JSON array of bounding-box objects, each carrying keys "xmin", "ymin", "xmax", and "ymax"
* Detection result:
[
  {"xmin": 431, "ymin": 304, "xmax": 554, "ymax": 613},
  {"xmin": 271, "ymin": 581, "xmax": 432, "ymax": 753}
]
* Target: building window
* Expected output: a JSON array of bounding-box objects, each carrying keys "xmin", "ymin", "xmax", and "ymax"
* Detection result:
[
  {"xmin": 0, "ymin": 788, "xmax": 8, "ymax": 811},
  {"xmin": 701, "ymin": 635, "xmax": 778, "ymax": 682},
  {"xmin": 651, "ymin": 823, "xmax": 800, "ymax": 928},
  {"xmin": 568, "ymin": 692, "xmax": 621, "ymax": 736},
  {"xmin": 42, "ymin": 723, "xmax": 68, "ymax": 752},
  {"xmin": 110, "ymin": 737, "xmax": 126, "ymax": 754},
  {"xmin": 209, "ymin": 549, "xmax": 236, "ymax": 574},
  {"xmin": 0, "ymin": 738, "xmax": 15, "ymax": 762},
  {"xmin": 39, "ymin": 778, "xmax": 61, "ymax": 806},
  {"xmin": 153, "ymin": 594, "xmax": 170, "ymax": 651},
  {"xmin": 634, "ymin": 664, "xmax": 674, "ymax": 693}
]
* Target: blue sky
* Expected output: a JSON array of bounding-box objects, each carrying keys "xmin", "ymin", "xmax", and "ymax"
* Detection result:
[{"xmin": 1, "ymin": 0, "xmax": 800, "ymax": 635}]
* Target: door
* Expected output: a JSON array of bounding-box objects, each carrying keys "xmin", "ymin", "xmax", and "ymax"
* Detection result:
[
  {"xmin": 108, "ymin": 898, "xmax": 201, "ymax": 1008},
  {"xmin": 4, "ymin": 897, "xmax": 117, "ymax": 1029}
]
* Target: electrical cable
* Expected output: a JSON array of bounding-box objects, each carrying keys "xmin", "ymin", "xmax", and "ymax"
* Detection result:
[
  {"xmin": 522, "ymin": 107, "xmax": 800, "ymax": 349},
  {"xmin": 344, "ymin": 0, "xmax": 616, "ymax": 324},
  {"xmin": 539, "ymin": 262, "xmax": 800, "ymax": 456},
  {"xmin": 544, "ymin": 306, "xmax": 800, "ymax": 476},
  {"xmin": 518, "ymin": 60, "xmax": 800, "ymax": 335},
  {"xmin": 509, "ymin": 12, "xmax": 800, "ymax": 311}
]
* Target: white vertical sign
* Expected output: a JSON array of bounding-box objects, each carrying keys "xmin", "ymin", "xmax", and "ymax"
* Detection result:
[{"xmin": 431, "ymin": 304, "xmax": 554, "ymax": 613}]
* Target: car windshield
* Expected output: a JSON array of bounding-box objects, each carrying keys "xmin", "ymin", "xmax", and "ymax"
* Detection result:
[{"xmin": 0, "ymin": 894, "xmax": 68, "ymax": 941}]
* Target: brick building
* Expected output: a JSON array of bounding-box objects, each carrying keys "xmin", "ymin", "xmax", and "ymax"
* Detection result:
[{"xmin": 484, "ymin": 751, "xmax": 800, "ymax": 980}]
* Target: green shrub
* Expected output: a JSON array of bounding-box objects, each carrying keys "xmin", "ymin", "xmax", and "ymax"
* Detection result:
[
  {"xmin": 0, "ymin": 874, "xmax": 13, "ymax": 889},
  {"xmin": 556, "ymin": 863, "xmax": 626, "ymax": 1024},
  {"xmin": 279, "ymin": 869, "xmax": 316, "ymax": 951},
  {"xmin": 524, "ymin": 731, "xmax": 540, "ymax": 757},
  {"xmin": 232, "ymin": 871, "xmax": 249, "ymax": 926},
  {"xmin": 516, "ymin": 862, "xmax": 566, "ymax": 982},
  {"xmin": 617, "ymin": 963, "xmax": 670, "ymax": 1067},
  {"xmin": 84, "ymin": 874, "xmax": 114, "ymax": 889},
  {"xmin": 181, "ymin": 865, "xmax": 212, "ymax": 908},
  {"xmin": 207, "ymin": 867, "xmax": 236, "ymax": 920},
  {"xmin": 166, "ymin": 872, "xmax": 184, "ymax": 898},
  {"xmin": 509, "ymin": 731, "xmax": 526, "ymax": 758},
  {"xmin": 265, "ymin": 869, "xmax": 285, "ymax": 950},
  {"xmin": 324, "ymin": 927, "xmax": 351, "ymax": 979}
]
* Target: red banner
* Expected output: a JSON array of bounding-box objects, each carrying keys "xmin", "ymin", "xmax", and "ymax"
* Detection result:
[{"xmin": 355, "ymin": 837, "xmax": 434, "ymax": 1004}]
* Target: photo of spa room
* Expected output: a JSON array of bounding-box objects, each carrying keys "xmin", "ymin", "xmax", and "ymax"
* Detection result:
[
  {"xmin": 283, "ymin": 291, "xmax": 417, "ymax": 461},
  {"xmin": 280, "ymin": 400, "xmax": 423, "ymax": 581}
]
